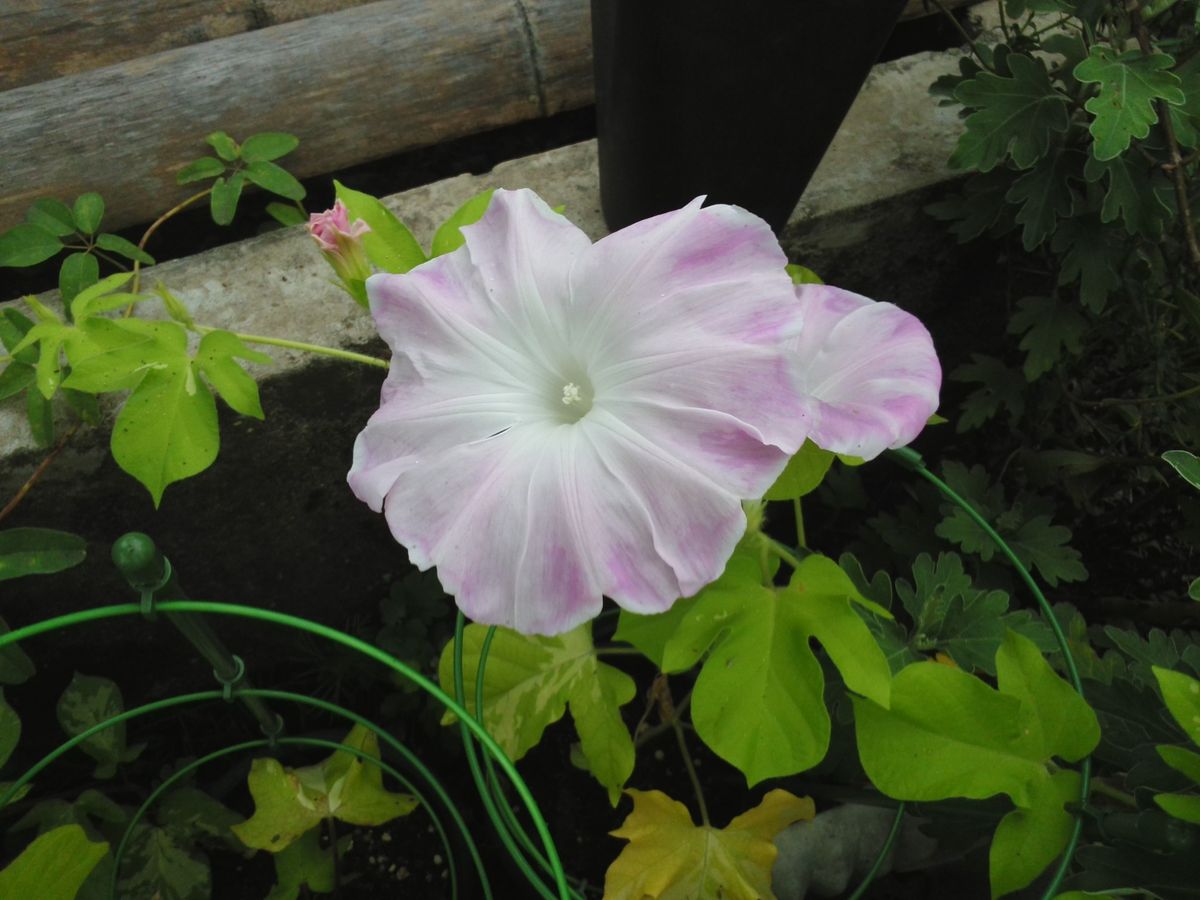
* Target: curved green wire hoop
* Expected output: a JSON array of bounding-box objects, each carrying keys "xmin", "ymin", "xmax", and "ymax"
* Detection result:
[
  {"xmin": 110, "ymin": 734, "xmax": 457, "ymax": 900},
  {"xmin": 876, "ymin": 447, "xmax": 1092, "ymax": 900},
  {"xmin": 0, "ymin": 602, "xmax": 572, "ymax": 899}
]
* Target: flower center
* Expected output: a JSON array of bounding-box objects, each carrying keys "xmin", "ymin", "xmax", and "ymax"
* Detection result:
[{"xmin": 554, "ymin": 376, "xmax": 593, "ymax": 423}]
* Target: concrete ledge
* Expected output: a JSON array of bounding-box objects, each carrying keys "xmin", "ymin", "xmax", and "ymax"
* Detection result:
[{"xmin": 0, "ymin": 45, "xmax": 973, "ymax": 643}]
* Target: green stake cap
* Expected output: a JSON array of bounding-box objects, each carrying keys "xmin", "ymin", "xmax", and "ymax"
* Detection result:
[{"xmin": 111, "ymin": 532, "xmax": 166, "ymax": 592}]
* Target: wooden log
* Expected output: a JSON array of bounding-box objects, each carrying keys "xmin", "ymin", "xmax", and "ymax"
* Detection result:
[
  {"xmin": 0, "ymin": 0, "xmax": 594, "ymax": 232},
  {"xmin": 0, "ymin": 1, "xmax": 378, "ymax": 91}
]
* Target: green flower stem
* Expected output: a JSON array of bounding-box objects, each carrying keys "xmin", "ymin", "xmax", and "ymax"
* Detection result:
[
  {"xmin": 793, "ymin": 498, "xmax": 807, "ymax": 549},
  {"xmin": 1086, "ymin": 777, "xmax": 1138, "ymax": 809},
  {"xmin": 766, "ymin": 536, "xmax": 806, "ymax": 572},
  {"xmin": 594, "ymin": 646, "xmax": 647, "ymax": 658},
  {"xmin": 671, "ymin": 712, "xmax": 710, "ymax": 828},
  {"xmin": 193, "ymin": 325, "xmax": 388, "ymax": 369}
]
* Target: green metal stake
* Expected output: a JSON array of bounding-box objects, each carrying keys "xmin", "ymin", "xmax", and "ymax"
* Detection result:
[{"xmin": 111, "ymin": 532, "xmax": 284, "ymax": 741}]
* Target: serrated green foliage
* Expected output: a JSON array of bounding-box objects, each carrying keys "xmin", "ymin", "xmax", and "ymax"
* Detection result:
[
  {"xmin": 934, "ymin": 462, "xmax": 1087, "ymax": 586},
  {"xmin": 652, "ymin": 548, "xmax": 890, "ymax": 784},
  {"xmin": 1075, "ymin": 46, "xmax": 1185, "ymax": 161},
  {"xmin": 0, "ymin": 527, "xmax": 86, "ymax": 582},
  {"xmin": 121, "ymin": 824, "xmax": 208, "ymax": 900},
  {"xmin": 55, "ymin": 673, "xmax": 144, "ymax": 779},
  {"xmin": 895, "ymin": 552, "xmax": 1054, "ymax": 675},
  {"xmin": 1007, "ymin": 295, "xmax": 1088, "ymax": 381},
  {"xmin": 1006, "ymin": 148, "xmax": 1078, "ymax": 250},
  {"xmin": 1052, "ymin": 214, "xmax": 1121, "ymax": 312},
  {"xmin": 951, "ymin": 354, "xmax": 1027, "ymax": 431},
  {"xmin": 950, "ymin": 52, "xmax": 1070, "ymax": 172},
  {"xmin": 0, "ymin": 825, "xmax": 107, "ymax": 900},
  {"xmin": 1083, "ymin": 153, "xmax": 1174, "ymax": 238},
  {"xmin": 764, "ymin": 440, "xmax": 834, "ymax": 500},
  {"xmin": 430, "ymin": 189, "xmax": 496, "ymax": 257},
  {"xmin": 232, "ymin": 725, "xmax": 417, "ymax": 853},
  {"xmin": 333, "ymin": 180, "xmax": 426, "ymax": 274},
  {"xmin": 437, "ymin": 622, "xmax": 635, "ymax": 803},
  {"xmin": 1105, "ymin": 626, "xmax": 1200, "ymax": 691},
  {"xmin": 990, "ymin": 770, "xmax": 1081, "ymax": 898},
  {"xmin": 926, "ymin": 170, "xmax": 1017, "ymax": 243}
]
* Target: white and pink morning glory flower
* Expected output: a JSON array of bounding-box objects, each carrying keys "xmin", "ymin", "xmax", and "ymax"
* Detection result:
[{"xmin": 348, "ymin": 189, "xmax": 939, "ymax": 635}]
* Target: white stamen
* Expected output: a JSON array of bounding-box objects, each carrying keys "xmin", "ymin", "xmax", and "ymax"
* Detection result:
[{"xmin": 561, "ymin": 382, "xmax": 583, "ymax": 406}]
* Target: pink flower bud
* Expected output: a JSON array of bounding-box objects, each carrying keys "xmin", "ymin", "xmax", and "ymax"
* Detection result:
[{"xmin": 308, "ymin": 200, "xmax": 373, "ymax": 305}]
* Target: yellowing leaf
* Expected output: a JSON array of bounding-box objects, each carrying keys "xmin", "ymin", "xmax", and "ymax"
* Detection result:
[
  {"xmin": 232, "ymin": 726, "xmax": 416, "ymax": 852},
  {"xmin": 437, "ymin": 623, "xmax": 635, "ymax": 804},
  {"xmin": 604, "ymin": 789, "xmax": 814, "ymax": 900}
]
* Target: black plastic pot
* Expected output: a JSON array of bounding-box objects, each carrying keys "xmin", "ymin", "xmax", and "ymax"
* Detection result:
[{"xmin": 590, "ymin": 0, "xmax": 908, "ymax": 233}]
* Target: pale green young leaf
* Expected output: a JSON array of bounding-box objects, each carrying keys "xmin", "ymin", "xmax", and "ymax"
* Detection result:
[
  {"xmin": 63, "ymin": 318, "xmax": 187, "ymax": 394},
  {"xmin": 950, "ymin": 53, "xmax": 1070, "ymax": 172},
  {"xmin": 852, "ymin": 661, "xmax": 1046, "ymax": 806},
  {"xmin": 0, "ymin": 690, "xmax": 19, "ymax": 769},
  {"xmin": 244, "ymin": 160, "xmax": 306, "ymax": 201},
  {"xmin": 996, "ymin": 630, "xmax": 1099, "ymax": 763},
  {"xmin": 155, "ymin": 285, "xmax": 195, "ymax": 329},
  {"xmin": 72, "ymin": 193, "xmax": 104, "ymax": 235},
  {"xmin": 764, "ymin": 440, "xmax": 834, "ymax": 500},
  {"xmin": 1163, "ymin": 450, "xmax": 1200, "ymax": 491},
  {"xmin": 240, "ymin": 132, "xmax": 300, "ymax": 163},
  {"xmin": 205, "ymin": 131, "xmax": 239, "ymax": 161},
  {"xmin": 786, "ymin": 263, "xmax": 823, "ymax": 284},
  {"xmin": 611, "ymin": 597, "xmax": 699, "ymax": 670},
  {"xmin": 0, "ymin": 825, "xmax": 107, "ymax": 900},
  {"xmin": 322, "ymin": 726, "xmax": 418, "ymax": 827},
  {"xmin": 0, "ymin": 309, "xmax": 38, "ymax": 363},
  {"xmin": 196, "ymin": 330, "xmax": 270, "ymax": 419},
  {"xmin": 56, "ymin": 672, "xmax": 138, "ymax": 779},
  {"xmin": 210, "ymin": 173, "xmax": 244, "ymax": 226},
  {"xmin": 26, "ymin": 198, "xmax": 76, "ymax": 237},
  {"xmin": 265, "ymin": 826, "xmax": 335, "ymax": 900},
  {"xmin": 0, "ymin": 528, "xmax": 86, "ymax": 582},
  {"xmin": 1153, "ymin": 792, "xmax": 1200, "ymax": 824},
  {"xmin": 430, "ymin": 189, "xmax": 496, "ymax": 257},
  {"xmin": 1009, "ymin": 515, "xmax": 1088, "ymax": 586},
  {"xmin": 110, "ymin": 360, "xmax": 219, "ymax": 506},
  {"xmin": 95, "ymin": 233, "xmax": 154, "ymax": 265},
  {"xmin": 67, "ymin": 271, "xmax": 134, "ymax": 320},
  {"xmin": 58, "ymin": 252, "xmax": 99, "ymax": 305},
  {"xmin": 0, "ymin": 224, "xmax": 63, "ymax": 267},
  {"xmin": 230, "ymin": 758, "xmax": 321, "ymax": 851},
  {"xmin": 1152, "ymin": 666, "xmax": 1200, "ymax": 745},
  {"xmin": 334, "ymin": 180, "xmax": 426, "ymax": 273},
  {"xmin": 1074, "ymin": 47, "xmax": 1185, "ymax": 161},
  {"xmin": 175, "ymin": 157, "xmax": 225, "ymax": 185},
  {"xmin": 660, "ymin": 549, "xmax": 886, "ymax": 784},
  {"xmin": 990, "ymin": 770, "xmax": 1080, "ymax": 898},
  {"xmin": 1007, "ymin": 295, "xmax": 1087, "ymax": 381},
  {"xmin": 437, "ymin": 622, "xmax": 636, "ymax": 803},
  {"xmin": 1157, "ymin": 744, "xmax": 1200, "ymax": 782}
]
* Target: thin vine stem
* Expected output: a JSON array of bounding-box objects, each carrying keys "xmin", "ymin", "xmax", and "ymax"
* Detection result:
[
  {"xmin": 671, "ymin": 713, "xmax": 710, "ymax": 828},
  {"xmin": 0, "ymin": 422, "xmax": 79, "ymax": 526},
  {"xmin": 930, "ymin": 0, "xmax": 991, "ymax": 69},
  {"xmin": 193, "ymin": 325, "xmax": 388, "ymax": 369},
  {"xmin": 128, "ymin": 188, "xmax": 211, "ymax": 298}
]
